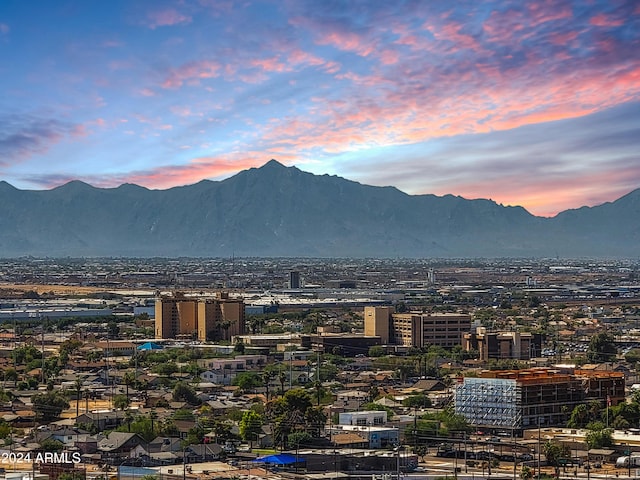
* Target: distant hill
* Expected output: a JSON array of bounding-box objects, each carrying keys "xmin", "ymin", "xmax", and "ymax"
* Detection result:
[{"xmin": 0, "ymin": 160, "xmax": 638, "ymax": 258}]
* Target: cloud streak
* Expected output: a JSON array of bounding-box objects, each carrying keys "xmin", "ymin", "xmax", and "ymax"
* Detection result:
[
  {"xmin": 1, "ymin": 0, "xmax": 638, "ymax": 217},
  {"xmin": 0, "ymin": 115, "xmax": 84, "ymax": 165}
]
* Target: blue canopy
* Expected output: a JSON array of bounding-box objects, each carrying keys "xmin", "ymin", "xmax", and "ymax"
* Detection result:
[
  {"xmin": 253, "ymin": 453, "xmax": 301, "ymax": 464},
  {"xmin": 137, "ymin": 342, "xmax": 164, "ymax": 350}
]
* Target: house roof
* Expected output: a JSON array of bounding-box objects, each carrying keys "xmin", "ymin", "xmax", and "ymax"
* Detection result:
[
  {"xmin": 332, "ymin": 432, "xmax": 368, "ymax": 445},
  {"xmin": 374, "ymin": 397, "xmax": 401, "ymax": 407},
  {"xmin": 411, "ymin": 379, "xmax": 446, "ymax": 391},
  {"xmin": 98, "ymin": 432, "xmax": 141, "ymax": 451}
]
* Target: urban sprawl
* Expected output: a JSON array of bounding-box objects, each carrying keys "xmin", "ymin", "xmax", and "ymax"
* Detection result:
[{"xmin": 0, "ymin": 257, "xmax": 639, "ymax": 480}]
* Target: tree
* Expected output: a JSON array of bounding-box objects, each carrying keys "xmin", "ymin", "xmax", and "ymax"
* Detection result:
[
  {"xmin": 625, "ymin": 349, "xmax": 640, "ymax": 365},
  {"xmin": 107, "ymin": 320, "xmax": 120, "ymax": 338},
  {"xmin": 543, "ymin": 440, "xmax": 570, "ymax": 477},
  {"xmin": 368, "ymin": 345, "xmax": 385, "ymax": 357},
  {"xmin": 233, "ymin": 372, "xmax": 263, "ymax": 393},
  {"xmin": 116, "ymin": 413, "xmax": 155, "ymax": 441},
  {"xmin": 124, "ymin": 409, "xmax": 134, "ymax": 433},
  {"xmin": 183, "ymin": 425, "xmax": 205, "ymax": 446},
  {"xmin": 234, "ymin": 340, "xmax": 245, "ymax": 354},
  {"xmin": 113, "ymin": 394, "xmax": 130, "ymax": 410},
  {"xmin": 74, "ymin": 376, "xmax": 83, "ymax": 417},
  {"xmin": 585, "ymin": 422, "xmax": 613, "ymax": 449},
  {"xmin": 587, "ymin": 332, "xmax": 617, "ymax": 363},
  {"xmin": 173, "ymin": 381, "xmax": 201, "ymax": 405},
  {"xmin": 567, "ymin": 403, "xmax": 590, "ymax": 428},
  {"xmin": 211, "ymin": 420, "xmax": 233, "ymax": 444},
  {"xmin": 262, "ymin": 370, "xmax": 274, "ymax": 401},
  {"xmin": 288, "ymin": 431, "xmax": 312, "ymax": 450},
  {"xmin": 278, "ymin": 370, "xmax": 287, "ymax": 395},
  {"xmin": 151, "ymin": 362, "xmax": 179, "ymax": 376},
  {"xmin": 39, "ymin": 438, "xmax": 64, "ymax": 452},
  {"xmin": 2, "ymin": 368, "xmax": 18, "ymax": 388},
  {"xmin": 32, "ymin": 391, "xmax": 69, "ymax": 422},
  {"xmin": 239, "ymin": 410, "xmax": 263, "ymax": 446},
  {"xmin": 123, "ymin": 371, "xmax": 136, "ymax": 402},
  {"xmin": 266, "ymin": 388, "xmax": 323, "ymax": 449},
  {"xmin": 403, "ymin": 394, "xmax": 432, "ymax": 408},
  {"xmin": 521, "ymin": 465, "xmax": 533, "ymax": 480}
]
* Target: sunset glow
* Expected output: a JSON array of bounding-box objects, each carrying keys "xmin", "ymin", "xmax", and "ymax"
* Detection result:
[{"xmin": 1, "ymin": 0, "xmax": 638, "ymax": 216}]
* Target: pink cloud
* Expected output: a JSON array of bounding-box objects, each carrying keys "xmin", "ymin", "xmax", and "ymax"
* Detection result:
[
  {"xmin": 429, "ymin": 21, "xmax": 484, "ymax": 53},
  {"xmin": 0, "ymin": 23, "xmax": 10, "ymax": 34},
  {"xmin": 379, "ymin": 49, "xmax": 399, "ymax": 65},
  {"xmin": 526, "ymin": 0, "xmax": 573, "ymax": 26},
  {"xmin": 251, "ymin": 57, "xmax": 289, "ymax": 73},
  {"xmin": 145, "ymin": 8, "xmax": 192, "ymax": 29},
  {"xmin": 589, "ymin": 13, "xmax": 624, "ymax": 27},
  {"xmin": 316, "ymin": 30, "xmax": 376, "ymax": 57},
  {"xmin": 483, "ymin": 10, "xmax": 528, "ymax": 44},
  {"xmin": 161, "ymin": 60, "xmax": 221, "ymax": 88},
  {"xmin": 287, "ymin": 48, "xmax": 341, "ymax": 73},
  {"xmin": 257, "ymin": 50, "xmax": 640, "ymax": 170},
  {"xmin": 446, "ymin": 164, "xmax": 640, "ymax": 217},
  {"xmin": 548, "ymin": 30, "xmax": 579, "ymax": 45},
  {"xmin": 122, "ymin": 155, "xmax": 278, "ymax": 189}
]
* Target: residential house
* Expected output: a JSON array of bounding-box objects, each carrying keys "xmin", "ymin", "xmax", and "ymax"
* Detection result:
[
  {"xmin": 98, "ymin": 432, "xmax": 146, "ymax": 464},
  {"xmin": 76, "ymin": 411, "xmax": 124, "ymax": 431}
]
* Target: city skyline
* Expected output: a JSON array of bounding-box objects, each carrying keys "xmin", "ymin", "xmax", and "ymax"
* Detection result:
[{"xmin": 1, "ymin": 0, "xmax": 639, "ymax": 217}]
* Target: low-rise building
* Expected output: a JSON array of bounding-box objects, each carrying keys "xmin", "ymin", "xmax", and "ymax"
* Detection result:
[{"xmin": 463, "ymin": 327, "xmax": 543, "ymax": 360}]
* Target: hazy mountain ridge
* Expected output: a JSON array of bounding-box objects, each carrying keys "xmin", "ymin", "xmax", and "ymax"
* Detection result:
[{"xmin": 0, "ymin": 160, "xmax": 637, "ymax": 258}]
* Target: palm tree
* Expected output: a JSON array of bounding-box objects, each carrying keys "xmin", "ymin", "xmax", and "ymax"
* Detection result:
[
  {"xmin": 150, "ymin": 409, "xmax": 158, "ymax": 435},
  {"xmin": 74, "ymin": 376, "xmax": 82, "ymax": 417},
  {"xmin": 262, "ymin": 371, "xmax": 274, "ymax": 401},
  {"xmin": 124, "ymin": 409, "xmax": 134, "ymax": 433},
  {"xmin": 123, "ymin": 371, "xmax": 136, "ymax": 402},
  {"xmin": 278, "ymin": 371, "xmax": 287, "ymax": 396}
]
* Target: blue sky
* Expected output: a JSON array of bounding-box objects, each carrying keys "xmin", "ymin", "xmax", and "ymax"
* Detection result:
[{"xmin": 1, "ymin": 0, "xmax": 639, "ymax": 216}]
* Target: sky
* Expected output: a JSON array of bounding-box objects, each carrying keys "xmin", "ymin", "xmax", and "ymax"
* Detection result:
[{"xmin": 1, "ymin": 0, "xmax": 639, "ymax": 217}]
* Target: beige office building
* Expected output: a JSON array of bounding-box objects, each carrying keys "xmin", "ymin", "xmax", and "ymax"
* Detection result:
[
  {"xmin": 364, "ymin": 306, "xmax": 393, "ymax": 344},
  {"xmin": 364, "ymin": 306, "xmax": 471, "ymax": 348},
  {"xmin": 155, "ymin": 292, "xmax": 244, "ymax": 342}
]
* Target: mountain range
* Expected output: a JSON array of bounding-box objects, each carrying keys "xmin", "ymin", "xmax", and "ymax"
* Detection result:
[{"xmin": 0, "ymin": 159, "xmax": 638, "ymax": 258}]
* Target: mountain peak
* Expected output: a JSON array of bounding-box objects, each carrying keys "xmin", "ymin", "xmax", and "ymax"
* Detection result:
[
  {"xmin": 0, "ymin": 180, "xmax": 17, "ymax": 191},
  {"xmin": 54, "ymin": 180, "xmax": 95, "ymax": 192},
  {"xmin": 260, "ymin": 159, "xmax": 287, "ymax": 170}
]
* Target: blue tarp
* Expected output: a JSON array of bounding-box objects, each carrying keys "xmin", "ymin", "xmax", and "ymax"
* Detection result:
[{"xmin": 252, "ymin": 453, "xmax": 301, "ymax": 464}]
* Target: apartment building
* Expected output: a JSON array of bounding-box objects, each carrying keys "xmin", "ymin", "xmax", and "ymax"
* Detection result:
[
  {"xmin": 198, "ymin": 354, "xmax": 267, "ymax": 385},
  {"xmin": 455, "ymin": 368, "xmax": 625, "ymax": 433},
  {"xmin": 364, "ymin": 306, "xmax": 471, "ymax": 348},
  {"xmin": 155, "ymin": 292, "xmax": 244, "ymax": 341}
]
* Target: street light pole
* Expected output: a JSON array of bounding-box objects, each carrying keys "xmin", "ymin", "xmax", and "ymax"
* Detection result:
[{"xmin": 396, "ymin": 445, "xmax": 402, "ymax": 480}]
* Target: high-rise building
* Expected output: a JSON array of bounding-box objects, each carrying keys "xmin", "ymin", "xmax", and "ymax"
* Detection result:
[
  {"xmin": 155, "ymin": 292, "xmax": 245, "ymax": 342},
  {"xmin": 289, "ymin": 271, "xmax": 301, "ymax": 289},
  {"xmin": 363, "ymin": 306, "xmax": 393, "ymax": 344},
  {"xmin": 363, "ymin": 306, "xmax": 471, "ymax": 348}
]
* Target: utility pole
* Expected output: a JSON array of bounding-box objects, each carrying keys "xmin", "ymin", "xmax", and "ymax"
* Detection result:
[
  {"xmin": 537, "ymin": 417, "xmax": 541, "ymax": 480},
  {"xmin": 40, "ymin": 312, "xmax": 45, "ymax": 384}
]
